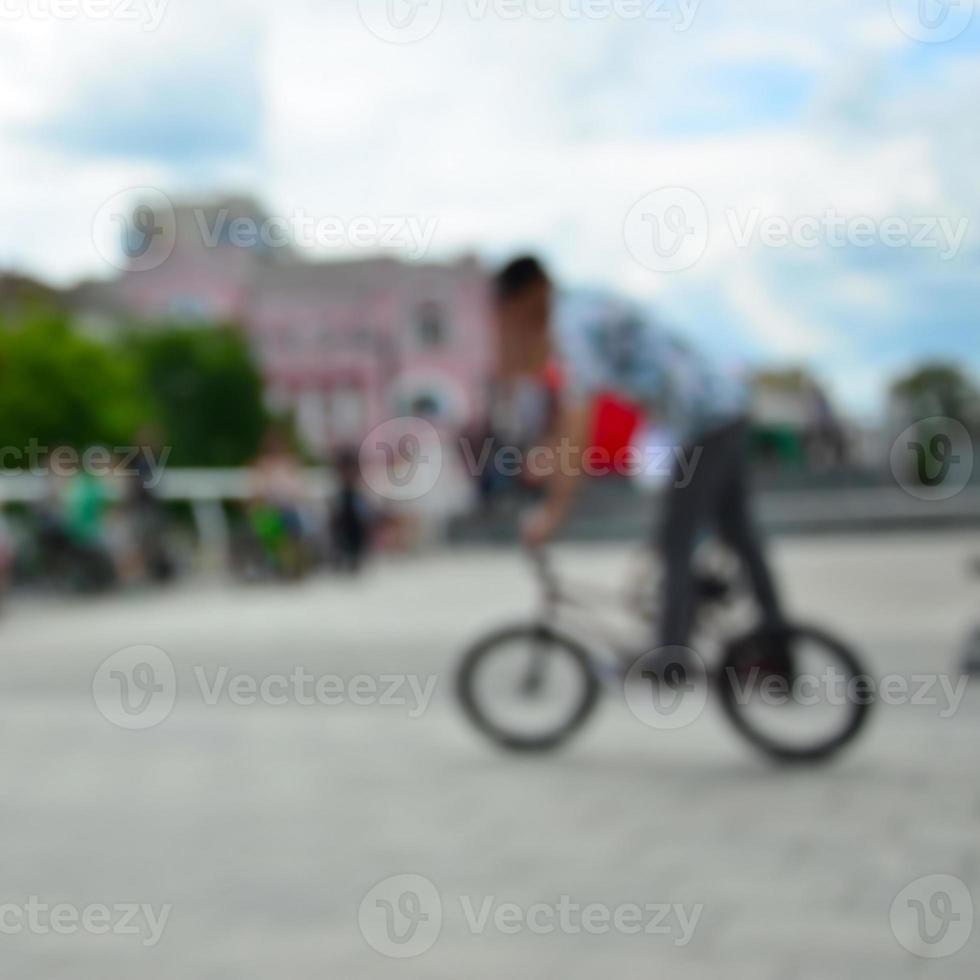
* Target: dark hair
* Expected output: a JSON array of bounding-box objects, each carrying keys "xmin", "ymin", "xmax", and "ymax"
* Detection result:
[{"xmin": 494, "ymin": 255, "xmax": 550, "ymax": 302}]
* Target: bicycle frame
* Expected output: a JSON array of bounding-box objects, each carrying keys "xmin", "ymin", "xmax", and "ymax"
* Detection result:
[{"xmin": 525, "ymin": 544, "xmax": 756, "ymax": 675}]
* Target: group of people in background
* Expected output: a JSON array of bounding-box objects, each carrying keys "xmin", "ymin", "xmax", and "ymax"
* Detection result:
[
  {"xmin": 4, "ymin": 438, "xmax": 175, "ymax": 596},
  {"xmin": 239, "ymin": 431, "xmax": 371, "ymax": 581},
  {"xmin": 0, "ymin": 427, "xmax": 377, "ymax": 602}
]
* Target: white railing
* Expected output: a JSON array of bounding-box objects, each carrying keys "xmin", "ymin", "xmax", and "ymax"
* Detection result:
[
  {"xmin": 0, "ymin": 468, "xmax": 335, "ymax": 504},
  {"xmin": 0, "ymin": 469, "xmax": 338, "ymax": 569}
]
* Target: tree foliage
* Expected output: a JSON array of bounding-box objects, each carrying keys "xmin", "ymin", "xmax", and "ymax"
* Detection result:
[
  {"xmin": 0, "ymin": 311, "xmax": 269, "ymax": 466},
  {"xmin": 126, "ymin": 325, "xmax": 269, "ymax": 466},
  {"xmin": 0, "ymin": 311, "xmax": 147, "ymax": 453},
  {"xmin": 891, "ymin": 363, "xmax": 978, "ymax": 427}
]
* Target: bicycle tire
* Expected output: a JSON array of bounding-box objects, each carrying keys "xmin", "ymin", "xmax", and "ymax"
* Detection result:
[
  {"xmin": 456, "ymin": 623, "xmax": 601, "ymax": 752},
  {"xmin": 717, "ymin": 622, "xmax": 873, "ymax": 763}
]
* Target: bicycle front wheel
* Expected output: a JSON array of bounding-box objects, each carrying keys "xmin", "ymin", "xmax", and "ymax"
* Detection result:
[{"xmin": 456, "ymin": 624, "xmax": 600, "ymax": 752}]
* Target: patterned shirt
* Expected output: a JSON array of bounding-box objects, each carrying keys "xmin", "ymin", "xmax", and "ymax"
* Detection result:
[{"xmin": 555, "ymin": 290, "xmax": 746, "ymax": 445}]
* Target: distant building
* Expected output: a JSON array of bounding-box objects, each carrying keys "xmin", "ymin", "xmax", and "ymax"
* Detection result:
[
  {"xmin": 74, "ymin": 197, "xmax": 494, "ymax": 456},
  {"xmin": 749, "ymin": 369, "xmax": 847, "ymax": 469}
]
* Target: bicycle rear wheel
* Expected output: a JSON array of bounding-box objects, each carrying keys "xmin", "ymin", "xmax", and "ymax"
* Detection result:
[
  {"xmin": 717, "ymin": 623, "xmax": 873, "ymax": 763},
  {"xmin": 456, "ymin": 624, "xmax": 600, "ymax": 751}
]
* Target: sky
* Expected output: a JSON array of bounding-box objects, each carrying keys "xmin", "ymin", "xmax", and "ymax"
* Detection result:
[{"xmin": 0, "ymin": 0, "xmax": 977, "ymax": 417}]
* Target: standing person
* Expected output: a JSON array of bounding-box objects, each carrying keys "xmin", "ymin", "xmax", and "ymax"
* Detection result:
[
  {"xmin": 0, "ymin": 509, "xmax": 12, "ymax": 606},
  {"xmin": 127, "ymin": 427, "xmax": 175, "ymax": 583},
  {"xmin": 494, "ymin": 255, "xmax": 784, "ymax": 680},
  {"xmin": 330, "ymin": 447, "xmax": 371, "ymax": 573},
  {"xmin": 247, "ymin": 429, "xmax": 310, "ymax": 579}
]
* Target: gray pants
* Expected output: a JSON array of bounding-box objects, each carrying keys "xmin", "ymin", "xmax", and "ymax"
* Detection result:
[{"xmin": 659, "ymin": 418, "xmax": 782, "ymax": 650}]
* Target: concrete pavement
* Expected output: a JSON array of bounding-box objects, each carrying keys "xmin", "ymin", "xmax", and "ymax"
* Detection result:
[{"xmin": 0, "ymin": 531, "xmax": 978, "ymax": 977}]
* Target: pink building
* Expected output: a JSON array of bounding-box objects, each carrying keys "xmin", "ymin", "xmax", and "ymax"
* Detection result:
[{"xmin": 84, "ymin": 197, "xmax": 495, "ymax": 456}]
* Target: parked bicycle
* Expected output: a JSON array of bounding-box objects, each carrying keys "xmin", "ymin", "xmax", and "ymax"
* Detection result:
[{"xmin": 457, "ymin": 544, "xmax": 872, "ymax": 762}]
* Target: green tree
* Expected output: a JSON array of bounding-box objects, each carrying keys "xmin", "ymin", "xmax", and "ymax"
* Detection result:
[
  {"xmin": 128, "ymin": 325, "xmax": 269, "ymax": 466},
  {"xmin": 0, "ymin": 311, "xmax": 146, "ymax": 457},
  {"xmin": 891, "ymin": 363, "xmax": 978, "ymax": 426}
]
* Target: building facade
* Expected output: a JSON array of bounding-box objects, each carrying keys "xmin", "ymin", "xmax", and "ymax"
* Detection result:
[{"xmin": 80, "ymin": 197, "xmax": 495, "ymax": 456}]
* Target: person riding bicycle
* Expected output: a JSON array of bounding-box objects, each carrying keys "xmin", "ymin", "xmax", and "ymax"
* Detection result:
[{"xmin": 493, "ymin": 255, "xmax": 784, "ymax": 681}]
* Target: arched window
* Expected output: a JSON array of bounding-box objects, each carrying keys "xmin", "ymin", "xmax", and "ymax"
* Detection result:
[{"xmin": 415, "ymin": 302, "xmax": 447, "ymax": 348}]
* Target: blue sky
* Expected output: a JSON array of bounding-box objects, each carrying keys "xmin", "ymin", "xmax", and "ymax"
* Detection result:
[{"xmin": 0, "ymin": 0, "xmax": 977, "ymax": 417}]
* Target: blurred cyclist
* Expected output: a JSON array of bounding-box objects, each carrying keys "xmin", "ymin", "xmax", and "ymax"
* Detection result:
[
  {"xmin": 494, "ymin": 255, "xmax": 784, "ymax": 680},
  {"xmin": 37, "ymin": 448, "xmax": 117, "ymax": 592}
]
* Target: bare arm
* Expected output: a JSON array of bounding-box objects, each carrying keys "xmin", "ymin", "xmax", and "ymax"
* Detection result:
[{"xmin": 522, "ymin": 397, "xmax": 595, "ymax": 546}]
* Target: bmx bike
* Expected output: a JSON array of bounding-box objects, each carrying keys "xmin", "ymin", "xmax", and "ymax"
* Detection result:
[{"xmin": 456, "ymin": 544, "xmax": 872, "ymax": 763}]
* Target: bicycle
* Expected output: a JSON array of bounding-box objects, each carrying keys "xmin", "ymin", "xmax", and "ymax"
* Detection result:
[{"xmin": 456, "ymin": 543, "xmax": 873, "ymax": 763}]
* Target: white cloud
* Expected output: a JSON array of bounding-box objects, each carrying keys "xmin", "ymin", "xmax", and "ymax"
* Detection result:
[
  {"xmin": 0, "ymin": 0, "xmax": 976, "ymax": 411},
  {"xmin": 721, "ymin": 264, "xmax": 836, "ymax": 358}
]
